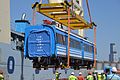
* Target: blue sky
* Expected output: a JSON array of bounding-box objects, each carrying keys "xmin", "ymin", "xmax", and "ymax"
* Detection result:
[
  {"xmin": 85, "ymin": 0, "xmax": 120, "ymax": 61},
  {"xmin": 10, "ymin": 0, "xmax": 120, "ymax": 61}
]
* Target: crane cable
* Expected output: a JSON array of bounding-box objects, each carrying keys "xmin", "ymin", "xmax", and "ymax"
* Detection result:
[
  {"xmin": 86, "ymin": 0, "xmax": 96, "ymax": 68},
  {"xmin": 40, "ymin": 0, "xmax": 42, "ymax": 4},
  {"xmin": 86, "ymin": 0, "xmax": 92, "ymax": 23},
  {"xmin": 32, "ymin": 8, "xmax": 36, "ymax": 25},
  {"xmin": 32, "ymin": 0, "xmax": 42, "ymax": 25}
]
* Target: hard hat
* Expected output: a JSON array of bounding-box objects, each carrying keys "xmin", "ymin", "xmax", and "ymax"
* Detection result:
[
  {"xmin": 79, "ymin": 72, "xmax": 82, "ymax": 75},
  {"xmin": 71, "ymin": 72, "xmax": 74, "ymax": 75},
  {"xmin": 98, "ymin": 72, "xmax": 101, "ymax": 74},
  {"xmin": 112, "ymin": 67, "xmax": 117, "ymax": 72}
]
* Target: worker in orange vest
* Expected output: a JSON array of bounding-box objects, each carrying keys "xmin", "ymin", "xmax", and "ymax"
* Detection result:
[{"xmin": 77, "ymin": 72, "xmax": 84, "ymax": 80}]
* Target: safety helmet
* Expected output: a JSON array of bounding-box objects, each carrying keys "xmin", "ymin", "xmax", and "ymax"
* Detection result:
[
  {"xmin": 112, "ymin": 67, "xmax": 117, "ymax": 72},
  {"xmin": 79, "ymin": 72, "xmax": 82, "ymax": 75},
  {"xmin": 71, "ymin": 72, "xmax": 74, "ymax": 75},
  {"xmin": 98, "ymin": 72, "xmax": 101, "ymax": 74}
]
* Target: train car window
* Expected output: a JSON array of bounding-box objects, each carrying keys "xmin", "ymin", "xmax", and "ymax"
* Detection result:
[
  {"xmin": 88, "ymin": 45, "xmax": 92, "ymax": 53},
  {"xmin": 86, "ymin": 44, "xmax": 88, "ymax": 52},
  {"xmin": 89, "ymin": 46, "xmax": 93, "ymax": 53},
  {"xmin": 70, "ymin": 39, "xmax": 73, "ymax": 47},
  {"xmin": 87, "ymin": 45, "xmax": 89, "ymax": 52},
  {"xmin": 56, "ymin": 33, "xmax": 62, "ymax": 44},
  {"xmin": 70, "ymin": 39, "xmax": 76, "ymax": 48},
  {"xmin": 56, "ymin": 33, "xmax": 65, "ymax": 45},
  {"xmin": 84, "ymin": 44, "xmax": 88, "ymax": 52},
  {"xmin": 73, "ymin": 40, "xmax": 76, "ymax": 48},
  {"xmin": 75, "ymin": 41, "xmax": 81, "ymax": 50},
  {"xmin": 70, "ymin": 39, "xmax": 81, "ymax": 50},
  {"xmin": 79, "ymin": 41, "xmax": 81, "ymax": 50},
  {"xmin": 87, "ymin": 45, "xmax": 90, "ymax": 52},
  {"xmin": 56, "ymin": 33, "xmax": 82, "ymax": 50},
  {"xmin": 88, "ymin": 46, "xmax": 90, "ymax": 52},
  {"xmin": 84, "ymin": 43, "xmax": 93, "ymax": 53},
  {"xmin": 63, "ymin": 36, "xmax": 66, "ymax": 45},
  {"xmin": 84, "ymin": 44, "xmax": 86, "ymax": 51}
]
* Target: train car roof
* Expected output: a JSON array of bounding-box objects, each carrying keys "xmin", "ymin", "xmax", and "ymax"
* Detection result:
[{"xmin": 11, "ymin": 25, "xmax": 94, "ymax": 45}]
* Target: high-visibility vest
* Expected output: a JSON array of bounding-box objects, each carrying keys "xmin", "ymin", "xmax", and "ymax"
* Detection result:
[
  {"xmin": 97, "ymin": 74, "xmax": 102, "ymax": 80},
  {"xmin": 87, "ymin": 75, "xmax": 93, "ymax": 80},
  {"xmin": 101, "ymin": 74, "xmax": 106, "ymax": 80},
  {"xmin": 55, "ymin": 72, "xmax": 60, "ymax": 80},
  {"xmin": 0, "ymin": 74, "xmax": 4, "ymax": 80},
  {"xmin": 69, "ymin": 75, "xmax": 78, "ymax": 80}
]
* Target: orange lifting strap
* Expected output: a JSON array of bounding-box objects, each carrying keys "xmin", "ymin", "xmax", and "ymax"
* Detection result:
[
  {"xmin": 67, "ymin": 7, "xmax": 71, "ymax": 68},
  {"xmin": 86, "ymin": 0, "xmax": 97, "ymax": 68}
]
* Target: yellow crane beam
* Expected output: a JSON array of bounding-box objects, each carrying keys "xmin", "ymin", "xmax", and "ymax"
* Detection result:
[{"xmin": 32, "ymin": 2, "xmax": 92, "ymax": 29}]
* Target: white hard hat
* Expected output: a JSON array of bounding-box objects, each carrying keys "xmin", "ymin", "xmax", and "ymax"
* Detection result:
[
  {"xmin": 98, "ymin": 72, "xmax": 101, "ymax": 74},
  {"xmin": 71, "ymin": 72, "xmax": 74, "ymax": 75},
  {"xmin": 79, "ymin": 72, "xmax": 82, "ymax": 75},
  {"xmin": 112, "ymin": 67, "xmax": 117, "ymax": 72}
]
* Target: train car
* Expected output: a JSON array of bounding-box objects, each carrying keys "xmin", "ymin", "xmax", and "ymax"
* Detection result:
[{"xmin": 24, "ymin": 22, "xmax": 94, "ymax": 70}]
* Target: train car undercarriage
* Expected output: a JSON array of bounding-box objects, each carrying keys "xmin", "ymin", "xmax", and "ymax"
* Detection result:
[{"xmin": 32, "ymin": 57, "xmax": 93, "ymax": 70}]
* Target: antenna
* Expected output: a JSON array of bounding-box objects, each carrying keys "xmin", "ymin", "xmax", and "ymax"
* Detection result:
[{"xmin": 21, "ymin": 13, "xmax": 26, "ymax": 20}]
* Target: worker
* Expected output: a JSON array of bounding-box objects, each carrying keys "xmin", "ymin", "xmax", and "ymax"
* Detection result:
[
  {"xmin": 0, "ymin": 72, "xmax": 4, "ymax": 80},
  {"xmin": 107, "ymin": 67, "xmax": 120, "ymax": 80},
  {"xmin": 93, "ymin": 72, "xmax": 97, "ymax": 80},
  {"xmin": 86, "ymin": 72, "xmax": 94, "ymax": 80},
  {"xmin": 77, "ymin": 72, "xmax": 84, "ymax": 80},
  {"xmin": 69, "ymin": 72, "xmax": 78, "ymax": 80},
  {"xmin": 104, "ymin": 66, "xmax": 112, "ymax": 75},
  {"xmin": 101, "ymin": 73, "xmax": 106, "ymax": 80},
  {"xmin": 55, "ymin": 71, "xmax": 61, "ymax": 80},
  {"xmin": 97, "ymin": 73, "xmax": 102, "ymax": 80}
]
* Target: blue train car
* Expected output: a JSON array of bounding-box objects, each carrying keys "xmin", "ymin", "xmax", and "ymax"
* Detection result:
[{"xmin": 24, "ymin": 24, "xmax": 95, "ymax": 69}]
